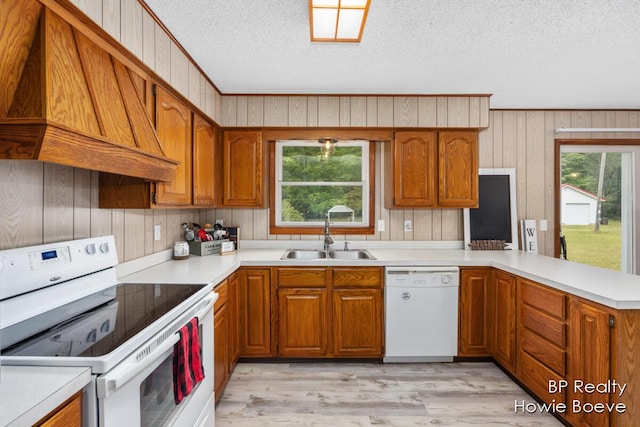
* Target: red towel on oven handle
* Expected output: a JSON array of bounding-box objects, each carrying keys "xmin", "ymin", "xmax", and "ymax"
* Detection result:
[{"xmin": 173, "ymin": 317, "xmax": 205, "ymax": 404}]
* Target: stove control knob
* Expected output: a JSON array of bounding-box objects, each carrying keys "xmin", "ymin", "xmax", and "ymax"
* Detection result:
[
  {"xmin": 85, "ymin": 243, "xmax": 97, "ymax": 255},
  {"xmin": 99, "ymin": 242, "xmax": 110, "ymax": 254}
]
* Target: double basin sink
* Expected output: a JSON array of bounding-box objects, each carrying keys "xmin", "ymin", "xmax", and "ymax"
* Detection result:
[{"xmin": 281, "ymin": 248, "xmax": 376, "ymax": 261}]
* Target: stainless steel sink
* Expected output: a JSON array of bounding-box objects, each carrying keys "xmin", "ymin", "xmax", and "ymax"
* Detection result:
[
  {"xmin": 328, "ymin": 249, "xmax": 375, "ymax": 260},
  {"xmin": 281, "ymin": 249, "xmax": 327, "ymax": 260},
  {"xmin": 280, "ymin": 248, "xmax": 375, "ymax": 260}
]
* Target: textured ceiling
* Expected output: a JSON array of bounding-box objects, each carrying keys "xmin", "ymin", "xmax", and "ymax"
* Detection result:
[{"xmin": 144, "ymin": 0, "xmax": 640, "ymax": 109}]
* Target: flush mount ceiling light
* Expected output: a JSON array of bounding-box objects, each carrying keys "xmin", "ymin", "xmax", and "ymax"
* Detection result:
[{"xmin": 309, "ymin": 0, "xmax": 371, "ymax": 42}]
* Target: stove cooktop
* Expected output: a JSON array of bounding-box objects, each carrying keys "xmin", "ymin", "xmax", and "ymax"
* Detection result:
[{"xmin": 2, "ymin": 283, "xmax": 206, "ymax": 357}]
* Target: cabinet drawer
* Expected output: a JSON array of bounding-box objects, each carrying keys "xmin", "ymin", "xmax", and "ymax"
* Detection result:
[
  {"xmin": 520, "ymin": 305, "xmax": 566, "ymax": 347},
  {"xmin": 214, "ymin": 279, "xmax": 228, "ymax": 312},
  {"xmin": 277, "ymin": 268, "xmax": 327, "ymax": 287},
  {"xmin": 519, "ymin": 278, "xmax": 566, "ymax": 320},
  {"xmin": 519, "ymin": 351, "xmax": 566, "ymax": 406},
  {"xmin": 520, "ymin": 327, "xmax": 566, "ymax": 376},
  {"xmin": 332, "ymin": 267, "xmax": 383, "ymax": 288}
]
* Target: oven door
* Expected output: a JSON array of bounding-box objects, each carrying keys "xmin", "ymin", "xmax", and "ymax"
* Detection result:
[{"xmin": 96, "ymin": 293, "xmax": 216, "ymax": 427}]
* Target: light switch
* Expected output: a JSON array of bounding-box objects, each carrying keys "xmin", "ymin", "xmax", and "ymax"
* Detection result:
[
  {"xmin": 154, "ymin": 224, "xmax": 161, "ymax": 241},
  {"xmin": 377, "ymin": 219, "xmax": 385, "ymax": 232}
]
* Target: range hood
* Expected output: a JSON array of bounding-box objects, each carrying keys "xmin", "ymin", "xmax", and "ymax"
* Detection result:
[{"xmin": 0, "ymin": 0, "xmax": 178, "ymax": 182}]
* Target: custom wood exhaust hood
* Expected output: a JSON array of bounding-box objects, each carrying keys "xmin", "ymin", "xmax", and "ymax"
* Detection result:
[{"xmin": 0, "ymin": 0, "xmax": 178, "ymax": 182}]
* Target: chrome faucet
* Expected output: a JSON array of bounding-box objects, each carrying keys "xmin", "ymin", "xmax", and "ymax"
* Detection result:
[{"xmin": 324, "ymin": 214, "xmax": 334, "ymax": 252}]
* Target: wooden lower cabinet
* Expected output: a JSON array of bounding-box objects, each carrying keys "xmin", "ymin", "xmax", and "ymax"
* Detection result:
[
  {"xmin": 458, "ymin": 267, "xmax": 492, "ymax": 356},
  {"xmin": 274, "ymin": 266, "xmax": 383, "ymax": 358},
  {"xmin": 516, "ymin": 278, "xmax": 568, "ymax": 411},
  {"xmin": 238, "ymin": 268, "xmax": 272, "ymax": 357},
  {"xmin": 278, "ymin": 288, "xmax": 329, "ymax": 356},
  {"xmin": 567, "ymin": 298, "xmax": 613, "ymax": 427},
  {"xmin": 491, "ymin": 270, "xmax": 517, "ymax": 372},
  {"xmin": 36, "ymin": 392, "xmax": 81, "ymax": 426},
  {"xmin": 227, "ymin": 272, "xmax": 240, "ymax": 367},
  {"xmin": 332, "ymin": 288, "xmax": 382, "ymax": 356},
  {"xmin": 213, "ymin": 280, "xmax": 231, "ymax": 402}
]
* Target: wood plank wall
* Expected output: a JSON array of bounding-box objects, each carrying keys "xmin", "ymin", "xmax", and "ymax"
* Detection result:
[{"xmin": 1, "ymin": 0, "xmax": 639, "ymax": 262}]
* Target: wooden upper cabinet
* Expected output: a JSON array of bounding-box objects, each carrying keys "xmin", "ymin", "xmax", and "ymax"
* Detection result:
[
  {"xmin": 385, "ymin": 131, "xmax": 437, "ymax": 208},
  {"xmin": 438, "ymin": 131, "xmax": 478, "ymax": 207},
  {"xmin": 192, "ymin": 113, "xmax": 216, "ymax": 206},
  {"xmin": 222, "ymin": 130, "xmax": 264, "ymax": 207},
  {"xmin": 154, "ymin": 87, "xmax": 193, "ymax": 206},
  {"xmin": 385, "ymin": 130, "xmax": 478, "ymax": 209}
]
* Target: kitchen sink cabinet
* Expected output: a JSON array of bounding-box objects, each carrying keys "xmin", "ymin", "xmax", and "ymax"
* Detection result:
[
  {"xmin": 222, "ymin": 130, "xmax": 265, "ymax": 207},
  {"xmin": 332, "ymin": 267, "xmax": 383, "ymax": 357},
  {"xmin": 491, "ymin": 270, "xmax": 517, "ymax": 373},
  {"xmin": 384, "ymin": 130, "xmax": 478, "ymax": 209},
  {"xmin": 278, "ymin": 288, "xmax": 329, "ymax": 356},
  {"xmin": 276, "ymin": 268, "xmax": 329, "ymax": 357},
  {"xmin": 237, "ymin": 268, "xmax": 273, "ymax": 357},
  {"xmin": 458, "ymin": 267, "xmax": 492, "ymax": 356},
  {"xmin": 273, "ymin": 266, "xmax": 383, "ymax": 358}
]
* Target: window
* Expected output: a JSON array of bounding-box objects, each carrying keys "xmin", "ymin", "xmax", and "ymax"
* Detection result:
[
  {"xmin": 557, "ymin": 141, "xmax": 639, "ymax": 274},
  {"xmin": 271, "ymin": 139, "xmax": 374, "ymax": 234}
]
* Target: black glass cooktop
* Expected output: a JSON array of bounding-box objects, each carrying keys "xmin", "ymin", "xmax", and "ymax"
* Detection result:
[{"xmin": 3, "ymin": 283, "xmax": 205, "ymax": 357}]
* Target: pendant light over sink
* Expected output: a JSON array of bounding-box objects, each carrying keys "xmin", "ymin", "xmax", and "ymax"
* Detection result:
[
  {"xmin": 309, "ymin": 0, "xmax": 371, "ymax": 42},
  {"xmin": 319, "ymin": 137, "xmax": 337, "ymax": 158}
]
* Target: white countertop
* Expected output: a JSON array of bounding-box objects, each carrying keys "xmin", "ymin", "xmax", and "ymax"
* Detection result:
[
  {"xmin": 0, "ymin": 366, "xmax": 91, "ymax": 427},
  {"xmin": 120, "ymin": 244, "xmax": 640, "ymax": 309}
]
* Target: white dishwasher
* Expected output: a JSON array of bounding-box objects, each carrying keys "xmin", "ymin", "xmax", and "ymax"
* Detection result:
[{"xmin": 384, "ymin": 266, "xmax": 459, "ymax": 362}]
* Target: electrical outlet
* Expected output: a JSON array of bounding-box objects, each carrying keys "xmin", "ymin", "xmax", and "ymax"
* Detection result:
[
  {"xmin": 154, "ymin": 224, "xmax": 161, "ymax": 241},
  {"xmin": 215, "ymin": 219, "xmax": 223, "ymax": 227},
  {"xmin": 377, "ymin": 219, "xmax": 385, "ymax": 232},
  {"xmin": 404, "ymin": 220, "xmax": 412, "ymax": 232},
  {"xmin": 539, "ymin": 219, "xmax": 548, "ymax": 231}
]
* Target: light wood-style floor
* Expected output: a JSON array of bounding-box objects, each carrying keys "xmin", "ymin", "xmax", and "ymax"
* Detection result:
[{"xmin": 215, "ymin": 362, "xmax": 563, "ymax": 426}]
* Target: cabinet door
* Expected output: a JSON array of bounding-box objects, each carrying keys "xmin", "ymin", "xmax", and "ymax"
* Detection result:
[
  {"xmin": 213, "ymin": 302, "xmax": 228, "ymax": 400},
  {"xmin": 493, "ymin": 270, "xmax": 517, "ymax": 372},
  {"xmin": 238, "ymin": 268, "xmax": 272, "ymax": 356},
  {"xmin": 458, "ymin": 268, "xmax": 492, "ymax": 356},
  {"xmin": 332, "ymin": 289, "xmax": 383, "ymax": 357},
  {"xmin": 387, "ymin": 131, "xmax": 437, "ymax": 207},
  {"xmin": 438, "ymin": 131, "xmax": 478, "ymax": 207},
  {"xmin": 278, "ymin": 288, "xmax": 328, "ymax": 357},
  {"xmin": 155, "ymin": 87, "xmax": 192, "ymax": 205},
  {"xmin": 222, "ymin": 130, "xmax": 264, "ymax": 207},
  {"xmin": 227, "ymin": 272, "xmax": 240, "ymax": 366},
  {"xmin": 568, "ymin": 299, "xmax": 612, "ymax": 427},
  {"xmin": 192, "ymin": 113, "xmax": 216, "ymax": 206}
]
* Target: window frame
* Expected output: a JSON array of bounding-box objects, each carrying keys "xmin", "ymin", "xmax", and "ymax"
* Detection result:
[{"xmin": 269, "ymin": 138, "xmax": 376, "ymax": 235}]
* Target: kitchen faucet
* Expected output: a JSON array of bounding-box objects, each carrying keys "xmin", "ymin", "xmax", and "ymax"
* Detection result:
[{"xmin": 324, "ymin": 214, "xmax": 334, "ymax": 252}]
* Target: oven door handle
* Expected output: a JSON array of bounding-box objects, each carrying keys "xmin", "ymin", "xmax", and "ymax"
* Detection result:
[
  {"xmin": 96, "ymin": 292, "xmax": 217, "ymax": 398},
  {"xmin": 96, "ymin": 332, "xmax": 180, "ymax": 398}
]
